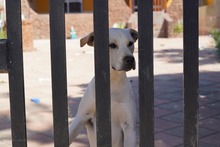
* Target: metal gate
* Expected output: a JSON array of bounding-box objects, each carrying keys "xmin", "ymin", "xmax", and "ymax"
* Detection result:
[{"xmin": 0, "ymin": 0, "xmax": 198, "ymax": 147}]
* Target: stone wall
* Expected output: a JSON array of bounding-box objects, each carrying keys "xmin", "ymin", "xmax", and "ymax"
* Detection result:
[
  {"xmin": 21, "ymin": 0, "xmax": 131, "ymax": 39},
  {"xmin": 166, "ymin": 0, "xmax": 183, "ymax": 37},
  {"xmin": 22, "ymin": 20, "xmax": 35, "ymax": 51},
  {"xmin": 199, "ymin": 0, "xmax": 220, "ymax": 35},
  {"xmin": 21, "ymin": 0, "xmax": 186, "ymax": 39},
  {"xmin": 127, "ymin": 0, "xmax": 183, "ymax": 38}
]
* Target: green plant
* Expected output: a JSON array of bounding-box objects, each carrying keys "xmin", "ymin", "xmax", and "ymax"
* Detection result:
[
  {"xmin": 0, "ymin": 29, "xmax": 6, "ymax": 39},
  {"xmin": 173, "ymin": 20, "xmax": 183, "ymax": 35},
  {"xmin": 210, "ymin": 29, "xmax": 220, "ymax": 44},
  {"xmin": 210, "ymin": 29, "xmax": 220, "ymax": 58}
]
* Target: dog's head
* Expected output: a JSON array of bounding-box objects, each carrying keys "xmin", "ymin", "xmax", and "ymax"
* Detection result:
[{"xmin": 80, "ymin": 28, "xmax": 138, "ymax": 72}]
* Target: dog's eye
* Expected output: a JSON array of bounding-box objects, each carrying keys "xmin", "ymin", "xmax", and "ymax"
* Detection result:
[
  {"xmin": 128, "ymin": 41, "xmax": 134, "ymax": 47},
  {"xmin": 109, "ymin": 43, "xmax": 117, "ymax": 49}
]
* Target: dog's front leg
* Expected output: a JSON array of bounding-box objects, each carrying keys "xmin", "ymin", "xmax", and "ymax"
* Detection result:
[
  {"xmin": 122, "ymin": 123, "xmax": 137, "ymax": 147},
  {"xmin": 69, "ymin": 114, "xmax": 88, "ymax": 144},
  {"xmin": 69, "ymin": 99, "xmax": 95, "ymax": 145}
]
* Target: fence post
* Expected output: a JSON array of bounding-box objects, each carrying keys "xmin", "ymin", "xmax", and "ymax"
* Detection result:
[
  {"xmin": 49, "ymin": 0, "xmax": 69, "ymax": 146},
  {"xmin": 93, "ymin": 0, "xmax": 112, "ymax": 146},
  {"xmin": 6, "ymin": 0, "xmax": 27, "ymax": 146},
  {"xmin": 138, "ymin": 0, "xmax": 154, "ymax": 146},
  {"xmin": 183, "ymin": 0, "xmax": 199, "ymax": 146}
]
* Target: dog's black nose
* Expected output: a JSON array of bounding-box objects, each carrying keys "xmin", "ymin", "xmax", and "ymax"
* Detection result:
[{"xmin": 123, "ymin": 56, "xmax": 134, "ymax": 65}]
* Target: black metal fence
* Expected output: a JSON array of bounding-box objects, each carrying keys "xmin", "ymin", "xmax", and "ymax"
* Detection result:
[{"xmin": 0, "ymin": 0, "xmax": 198, "ymax": 147}]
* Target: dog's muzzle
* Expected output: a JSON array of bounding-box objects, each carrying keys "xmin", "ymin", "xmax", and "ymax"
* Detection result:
[{"xmin": 122, "ymin": 56, "xmax": 136, "ymax": 71}]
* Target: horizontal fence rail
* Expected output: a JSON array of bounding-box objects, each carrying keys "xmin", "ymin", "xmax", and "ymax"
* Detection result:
[
  {"xmin": 6, "ymin": 0, "xmax": 27, "ymax": 147},
  {"xmin": 138, "ymin": 0, "xmax": 154, "ymax": 147},
  {"xmin": 49, "ymin": 0, "xmax": 69, "ymax": 146},
  {"xmin": 183, "ymin": 0, "xmax": 199, "ymax": 146},
  {"xmin": 93, "ymin": 0, "xmax": 112, "ymax": 147}
]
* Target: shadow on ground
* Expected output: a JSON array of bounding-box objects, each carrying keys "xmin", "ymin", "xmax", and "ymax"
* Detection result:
[
  {"xmin": 154, "ymin": 48, "xmax": 219, "ymax": 65},
  {"xmin": 68, "ymin": 70, "xmax": 220, "ymax": 146}
]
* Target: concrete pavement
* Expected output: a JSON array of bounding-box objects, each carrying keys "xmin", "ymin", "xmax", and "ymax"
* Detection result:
[{"xmin": 0, "ymin": 36, "xmax": 220, "ymax": 147}]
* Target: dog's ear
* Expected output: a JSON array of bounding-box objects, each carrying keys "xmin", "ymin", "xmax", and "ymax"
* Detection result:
[
  {"xmin": 80, "ymin": 32, "xmax": 94, "ymax": 47},
  {"xmin": 129, "ymin": 29, "xmax": 138, "ymax": 42}
]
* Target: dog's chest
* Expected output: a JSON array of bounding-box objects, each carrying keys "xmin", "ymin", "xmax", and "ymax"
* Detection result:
[{"xmin": 110, "ymin": 81, "xmax": 132, "ymax": 101}]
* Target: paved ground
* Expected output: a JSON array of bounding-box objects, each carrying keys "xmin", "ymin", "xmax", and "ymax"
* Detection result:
[{"xmin": 0, "ymin": 36, "xmax": 220, "ymax": 147}]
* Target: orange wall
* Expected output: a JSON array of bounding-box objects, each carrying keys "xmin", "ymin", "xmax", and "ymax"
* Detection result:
[
  {"xmin": 32, "ymin": 0, "xmax": 168, "ymax": 13},
  {"xmin": 34, "ymin": 0, "xmax": 49, "ymax": 13},
  {"xmin": 33, "ymin": 0, "xmax": 93, "ymax": 13},
  {"xmin": 125, "ymin": 0, "xmax": 133, "ymax": 9},
  {"xmin": 82, "ymin": 0, "xmax": 93, "ymax": 12},
  {"xmin": 125, "ymin": 0, "xmax": 168, "ymax": 11}
]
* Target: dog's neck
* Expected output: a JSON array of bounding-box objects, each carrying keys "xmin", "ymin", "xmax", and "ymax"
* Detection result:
[{"xmin": 110, "ymin": 69, "xmax": 127, "ymax": 85}]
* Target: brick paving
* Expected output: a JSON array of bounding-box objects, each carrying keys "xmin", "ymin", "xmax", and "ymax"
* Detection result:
[{"xmin": 0, "ymin": 36, "xmax": 220, "ymax": 147}]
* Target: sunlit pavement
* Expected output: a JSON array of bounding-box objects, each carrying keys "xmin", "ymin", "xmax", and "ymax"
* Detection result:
[{"xmin": 0, "ymin": 36, "xmax": 220, "ymax": 147}]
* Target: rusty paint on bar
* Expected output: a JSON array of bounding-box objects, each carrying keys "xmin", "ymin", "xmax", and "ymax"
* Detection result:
[
  {"xmin": 93, "ymin": 0, "xmax": 112, "ymax": 147},
  {"xmin": 138, "ymin": 0, "xmax": 154, "ymax": 146},
  {"xmin": 49, "ymin": 0, "xmax": 69, "ymax": 146},
  {"xmin": 6, "ymin": 0, "xmax": 27, "ymax": 146},
  {"xmin": 183, "ymin": 0, "xmax": 199, "ymax": 146}
]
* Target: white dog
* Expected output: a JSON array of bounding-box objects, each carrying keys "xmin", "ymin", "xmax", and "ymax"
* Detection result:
[{"xmin": 69, "ymin": 28, "xmax": 138, "ymax": 147}]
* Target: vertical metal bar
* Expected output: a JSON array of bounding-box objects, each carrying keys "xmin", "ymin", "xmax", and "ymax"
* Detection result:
[
  {"xmin": 6, "ymin": 0, "xmax": 27, "ymax": 146},
  {"xmin": 183, "ymin": 0, "xmax": 199, "ymax": 146},
  {"xmin": 138, "ymin": 0, "xmax": 154, "ymax": 146},
  {"xmin": 49, "ymin": 0, "xmax": 69, "ymax": 146},
  {"xmin": 93, "ymin": 0, "xmax": 111, "ymax": 147}
]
